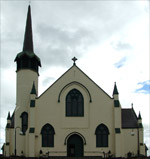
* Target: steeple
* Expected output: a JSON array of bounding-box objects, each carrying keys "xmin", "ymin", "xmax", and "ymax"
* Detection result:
[
  {"xmin": 138, "ymin": 111, "xmax": 143, "ymax": 128},
  {"xmin": 6, "ymin": 112, "xmax": 11, "ymax": 128},
  {"xmin": 113, "ymin": 82, "xmax": 119, "ymax": 95},
  {"xmin": 7, "ymin": 112, "xmax": 11, "ymax": 120},
  {"xmin": 138, "ymin": 112, "xmax": 142, "ymax": 120},
  {"xmin": 23, "ymin": 5, "xmax": 33, "ymax": 52},
  {"xmin": 14, "ymin": 5, "xmax": 41, "ymax": 74},
  {"xmin": 30, "ymin": 82, "xmax": 37, "ymax": 95}
]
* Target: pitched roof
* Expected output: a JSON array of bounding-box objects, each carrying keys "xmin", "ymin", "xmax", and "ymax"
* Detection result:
[{"xmin": 121, "ymin": 108, "xmax": 138, "ymax": 128}]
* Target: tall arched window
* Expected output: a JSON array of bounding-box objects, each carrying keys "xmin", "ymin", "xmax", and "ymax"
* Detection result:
[
  {"xmin": 41, "ymin": 124, "xmax": 55, "ymax": 147},
  {"xmin": 20, "ymin": 112, "xmax": 28, "ymax": 134},
  {"xmin": 66, "ymin": 89, "xmax": 84, "ymax": 116},
  {"xmin": 95, "ymin": 124, "xmax": 109, "ymax": 147}
]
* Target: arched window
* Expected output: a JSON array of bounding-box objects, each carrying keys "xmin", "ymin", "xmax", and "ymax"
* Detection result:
[
  {"xmin": 20, "ymin": 112, "xmax": 28, "ymax": 134},
  {"xmin": 95, "ymin": 124, "xmax": 109, "ymax": 147},
  {"xmin": 66, "ymin": 89, "xmax": 84, "ymax": 116},
  {"xmin": 41, "ymin": 124, "xmax": 55, "ymax": 147}
]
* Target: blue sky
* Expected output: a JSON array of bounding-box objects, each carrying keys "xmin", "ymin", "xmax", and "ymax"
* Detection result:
[
  {"xmin": 136, "ymin": 81, "xmax": 150, "ymax": 94},
  {"xmin": 114, "ymin": 57, "xmax": 127, "ymax": 68}
]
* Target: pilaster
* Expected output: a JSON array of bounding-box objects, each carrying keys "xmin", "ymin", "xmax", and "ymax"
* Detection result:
[
  {"xmin": 113, "ymin": 82, "xmax": 122, "ymax": 157},
  {"xmin": 28, "ymin": 92, "xmax": 36, "ymax": 157}
]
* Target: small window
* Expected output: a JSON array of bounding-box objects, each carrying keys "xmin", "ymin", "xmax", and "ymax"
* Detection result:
[
  {"xmin": 30, "ymin": 100, "xmax": 35, "ymax": 107},
  {"xmin": 66, "ymin": 89, "xmax": 84, "ymax": 116},
  {"xmin": 95, "ymin": 124, "xmax": 109, "ymax": 147},
  {"xmin": 31, "ymin": 57, "xmax": 38, "ymax": 72},
  {"xmin": 41, "ymin": 124, "xmax": 55, "ymax": 147},
  {"xmin": 20, "ymin": 112, "xmax": 28, "ymax": 134},
  {"xmin": 22, "ymin": 55, "xmax": 29, "ymax": 68}
]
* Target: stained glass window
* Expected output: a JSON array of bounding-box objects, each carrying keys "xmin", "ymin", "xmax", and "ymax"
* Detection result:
[
  {"xmin": 66, "ymin": 89, "xmax": 84, "ymax": 116},
  {"xmin": 41, "ymin": 124, "xmax": 55, "ymax": 147},
  {"xmin": 95, "ymin": 124, "xmax": 109, "ymax": 147}
]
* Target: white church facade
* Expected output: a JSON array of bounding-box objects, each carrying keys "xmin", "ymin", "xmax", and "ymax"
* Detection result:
[{"xmin": 3, "ymin": 5, "xmax": 148, "ymax": 158}]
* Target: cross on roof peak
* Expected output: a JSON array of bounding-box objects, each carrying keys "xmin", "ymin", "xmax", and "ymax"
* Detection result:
[{"xmin": 72, "ymin": 57, "xmax": 78, "ymax": 65}]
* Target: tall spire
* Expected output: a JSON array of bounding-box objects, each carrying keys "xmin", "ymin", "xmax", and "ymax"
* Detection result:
[
  {"xmin": 23, "ymin": 5, "xmax": 33, "ymax": 52},
  {"xmin": 14, "ymin": 5, "xmax": 41, "ymax": 74}
]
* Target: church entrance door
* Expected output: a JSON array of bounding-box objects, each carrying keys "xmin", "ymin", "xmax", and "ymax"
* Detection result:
[{"xmin": 67, "ymin": 134, "xmax": 83, "ymax": 157}]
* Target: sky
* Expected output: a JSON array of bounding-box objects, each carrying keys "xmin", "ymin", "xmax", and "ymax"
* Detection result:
[{"xmin": 0, "ymin": 0, "xmax": 150, "ymax": 155}]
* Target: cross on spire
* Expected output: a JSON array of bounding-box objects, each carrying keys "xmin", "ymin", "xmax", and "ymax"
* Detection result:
[{"xmin": 72, "ymin": 57, "xmax": 78, "ymax": 65}]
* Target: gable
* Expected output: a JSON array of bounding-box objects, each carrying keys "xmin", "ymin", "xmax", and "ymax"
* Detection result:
[
  {"xmin": 36, "ymin": 64, "xmax": 114, "ymax": 130},
  {"xmin": 38, "ymin": 65, "xmax": 112, "ymax": 100}
]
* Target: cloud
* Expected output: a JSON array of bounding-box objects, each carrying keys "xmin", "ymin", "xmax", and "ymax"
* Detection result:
[
  {"xmin": 135, "ymin": 81, "xmax": 150, "ymax": 94},
  {"xmin": 114, "ymin": 57, "xmax": 127, "ymax": 68},
  {"xmin": 1, "ymin": 1, "xmax": 145, "ymax": 70},
  {"xmin": 35, "ymin": 24, "xmax": 94, "ymax": 68},
  {"xmin": 112, "ymin": 41, "xmax": 132, "ymax": 51},
  {"xmin": 42, "ymin": 76, "xmax": 56, "ymax": 87},
  {"xmin": 1, "ymin": 69, "xmax": 16, "ymax": 119}
]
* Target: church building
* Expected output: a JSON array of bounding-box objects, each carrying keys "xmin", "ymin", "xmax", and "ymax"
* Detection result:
[{"xmin": 3, "ymin": 5, "xmax": 148, "ymax": 158}]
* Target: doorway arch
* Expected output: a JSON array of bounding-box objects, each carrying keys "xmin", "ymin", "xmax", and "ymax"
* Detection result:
[{"xmin": 67, "ymin": 134, "xmax": 83, "ymax": 157}]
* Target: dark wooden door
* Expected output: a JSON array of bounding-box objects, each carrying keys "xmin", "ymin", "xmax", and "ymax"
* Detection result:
[{"xmin": 67, "ymin": 134, "xmax": 83, "ymax": 157}]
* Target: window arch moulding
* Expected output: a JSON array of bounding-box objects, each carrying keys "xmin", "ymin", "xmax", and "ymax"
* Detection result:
[
  {"xmin": 58, "ymin": 81, "xmax": 92, "ymax": 103},
  {"xmin": 41, "ymin": 123, "xmax": 55, "ymax": 147},
  {"xmin": 20, "ymin": 112, "xmax": 28, "ymax": 134},
  {"xmin": 64, "ymin": 132, "xmax": 86, "ymax": 145},
  {"xmin": 95, "ymin": 124, "xmax": 109, "ymax": 147},
  {"xmin": 66, "ymin": 88, "xmax": 84, "ymax": 117}
]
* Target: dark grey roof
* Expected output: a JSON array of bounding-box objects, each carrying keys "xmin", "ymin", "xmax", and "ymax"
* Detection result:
[{"xmin": 121, "ymin": 108, "xmax": 138, "ymax": 128}]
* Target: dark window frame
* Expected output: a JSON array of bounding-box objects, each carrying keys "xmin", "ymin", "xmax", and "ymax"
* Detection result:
[
  {"xmin": 95, "ymin": 124, "xmax": 109, "ymax": 147},
  {"xmin": 66, "ymin": 89, "xmax": 84, "ymax": 117},
  {"xmin": 20, "ymin": 112, "xmax": 28, "ymax": 134},
  {"xmin": 41, "ymin": 124, "xmax": 55, "ymax": 147}
]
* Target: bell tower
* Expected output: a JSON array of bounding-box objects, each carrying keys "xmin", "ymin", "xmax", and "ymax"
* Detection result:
[{"xmin": 14, "ymin": 5, "xmax": 41, "ymax": 125}]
